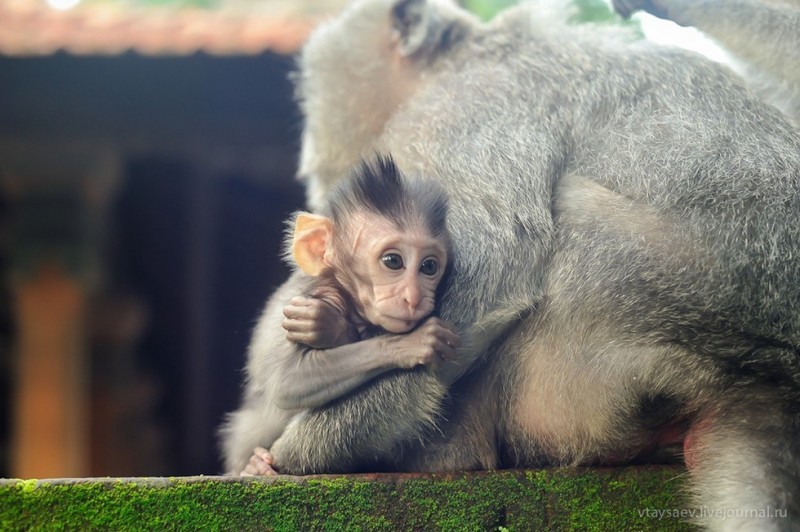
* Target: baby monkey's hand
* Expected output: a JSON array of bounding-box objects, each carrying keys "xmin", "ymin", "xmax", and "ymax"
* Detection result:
[
  {"xmin": 381, "ymin": 317, "xmax": 461, "ymax": 371},
  {"xmin": 282, "ymin": 296, "xmax": 358, "ymax": 349}
]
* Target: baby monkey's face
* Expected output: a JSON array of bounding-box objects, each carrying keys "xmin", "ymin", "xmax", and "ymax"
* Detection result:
[{"xmin": 344, "ymin": 215, "xmax": 448, "ymax": 334}]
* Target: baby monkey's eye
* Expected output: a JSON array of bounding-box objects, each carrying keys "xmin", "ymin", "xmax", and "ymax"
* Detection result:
[
  {"xmin": 381, "ymin": 253, "xmax": 404, "ymax": 270},
  {"xmin": 420, "ymin": 258, "xmax": 439, "ymax": 276}
]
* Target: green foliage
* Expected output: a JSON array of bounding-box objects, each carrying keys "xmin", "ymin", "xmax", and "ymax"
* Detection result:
[
  {"xmin": 569, "ymin": 0, "xmax": 623, "ymax": 23},
  {"xmin": 568, "ymin": 0, "xmax": 643, "ymax": 33},
  {"xmin": 464, "ymin": 0, "xmax": 642, "ymax": 32},
  {"xmin": 463, "ymin": 0, "xmax": 517, "ymax": 21}
]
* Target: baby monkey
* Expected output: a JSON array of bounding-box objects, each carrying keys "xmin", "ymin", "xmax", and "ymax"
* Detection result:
[{"xmin": 220, "ymin": 155, "xmax": 460, "ymax": 476}]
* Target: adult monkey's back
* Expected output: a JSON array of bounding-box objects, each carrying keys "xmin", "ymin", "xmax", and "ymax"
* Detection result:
[{"xmin": 268, "ymin": 0, "xmax": 800, "ymax": 528}]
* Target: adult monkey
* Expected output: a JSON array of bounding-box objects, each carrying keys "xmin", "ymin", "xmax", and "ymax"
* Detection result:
[
  {"xmin": 266, "ymin": 0, "xmax": 800, "ymax": 528},
  {"xmin": 614, "ymin": 0, "xmax": 800, "ymax": 125}
]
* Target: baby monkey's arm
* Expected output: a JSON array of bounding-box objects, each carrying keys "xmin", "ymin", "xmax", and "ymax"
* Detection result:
[{"xmin": 276, "ymin": 305, "xmax": 459, "ymax": 410}]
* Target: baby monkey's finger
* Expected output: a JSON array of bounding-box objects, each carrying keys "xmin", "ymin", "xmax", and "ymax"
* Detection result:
[
  {"xmin": 438, "ymin": 330, "xmax": 461, "ymax": 356},
  {"xmin": 282, "ymin": 317, "xmax": 315, "ymax": 333},
  {"xmin": 285, "ymin": 330, "xmax": 318, "ymax": 345},
  {"xmin": 435, "ymin": 339, "xmax": 459, "ymax": 362}
]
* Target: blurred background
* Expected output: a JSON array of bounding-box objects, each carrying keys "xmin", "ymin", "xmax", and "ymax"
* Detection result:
[{"xmin": 0, "ymin": 0, "xmax": 720, "ymax": 478}]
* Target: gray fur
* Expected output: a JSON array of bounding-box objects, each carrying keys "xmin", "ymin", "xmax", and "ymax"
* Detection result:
[
  {"xmin": 614, "ymin": 0, "xmax": 800, "ymax": 125},
  {"xmin": 267, "ymin": 0, "xmax": 800, "ymax": 529},
  {"xmin": 219, "ymin": 276, "xmax": 305, "ymax": 475},
  {"xmin": 270, "ymin": 368, "xmax": 446, "ymax": 474},
  {"xmin": 324, "ymin": 154, "xmax": 450, "ymax": 241}
]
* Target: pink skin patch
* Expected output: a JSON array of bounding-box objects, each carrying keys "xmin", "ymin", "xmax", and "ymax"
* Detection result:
[
  {"xmin": 602, "ymin": 419, "xmax": 691, "ymax": 466},
  {"xmin": 683, "ymin": 415, "xmax": 712, "ymax": 471}
]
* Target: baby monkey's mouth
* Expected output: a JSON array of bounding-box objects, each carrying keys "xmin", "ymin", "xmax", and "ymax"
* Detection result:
[{"xmin": 379, "ymin": 315, "xmax": 419, "ymax": 333}]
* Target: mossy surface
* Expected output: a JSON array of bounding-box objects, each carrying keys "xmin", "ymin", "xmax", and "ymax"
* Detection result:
[{"xmin": 1, "ymin": 467, "xmax": 693, "ymax": 531}]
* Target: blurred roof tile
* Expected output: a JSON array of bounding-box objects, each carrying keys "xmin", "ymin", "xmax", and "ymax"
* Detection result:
[{"xmin": 0, "ymin": 0, "xmax": 348, "ymax": 56}]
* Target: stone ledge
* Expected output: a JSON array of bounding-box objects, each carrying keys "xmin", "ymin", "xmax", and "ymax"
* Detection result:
[{"xmin": 1, "ymin": 466, "xmax": 692, "ymax": 530}]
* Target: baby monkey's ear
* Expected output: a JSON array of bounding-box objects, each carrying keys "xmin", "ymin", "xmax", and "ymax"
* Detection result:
[{"xmin": 292, "ymin": 212, "xmax": 333, "ymax": 277}]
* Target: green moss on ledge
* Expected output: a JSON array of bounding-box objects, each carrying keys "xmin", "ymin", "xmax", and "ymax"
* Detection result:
[{"xmin": 1, "ymin": 467, "xmax": 692, "ymax": 530}]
